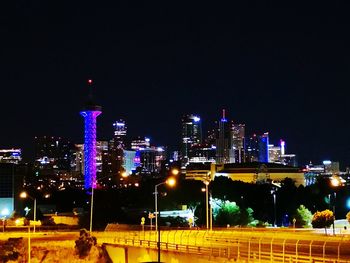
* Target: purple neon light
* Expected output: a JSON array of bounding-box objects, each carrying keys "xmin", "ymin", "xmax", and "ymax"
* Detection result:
[{"xmin": 80, "ymin": 110, "xmax": 101, "ymax": 189}]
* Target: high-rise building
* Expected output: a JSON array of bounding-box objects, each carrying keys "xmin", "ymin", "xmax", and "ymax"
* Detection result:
[
  {"xmin": 137, "ymin": 146, "xmax": 166, "ymax": 173},
  {"xmin": 80, "ymin": 80, "xmax": 102, "ymax": 190},
  {"xmin": 0, "ymin": 163, "xmax": 26, "ymax": 218},
  {"xmin": 110, "ymin": 120, "xmax": 127, "ymax": 177},
  {"xmin": 244, "ymin": 132, "xmax": 269, "ymax": 163},
  {"xmin": 0, "ymin": 149, "xmax": 22, "ymax": 164},
  {"xmin": 231, "ymin": 124, "xmax": 245, "ymax": 163},
  {"xmin": 188, "ymin": 144, "xmax": 216, "ymax": 163},
  {"xmin": 113, "ymin": 120, "xmax": 127, "ymax": 149},
  {"xmin": 259, "ymin": 132, "xmax": 269, "ymax": 163},
  {"xmin": 131, "ymin": 136, "xmax": 150, "ymax": 150},
  {"xmin": 245, "ymin": 134, "xmax": 259, "ymax": 162},
  {"xmin": 181, "ymin": 114, "xmax": 202, "ymax": 166},
  {"xmin": 216, "ymin": 110, "xmax": 234, "ymax": 164},
  {"xmin": 268, "ymin": 144, "xmax": 281, "ymax": 163},
  {"xmin": 34, "ymin": 136, "xmax": 73, "ymax": 170}
]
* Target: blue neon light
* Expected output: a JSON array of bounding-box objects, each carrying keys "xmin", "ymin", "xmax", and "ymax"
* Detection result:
[{"xmin": 80, "ymin": 110, "xmax": 101, "ymax": 190}]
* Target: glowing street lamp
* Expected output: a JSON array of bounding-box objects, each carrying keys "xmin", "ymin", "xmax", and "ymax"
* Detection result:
[
  {"xmin": 330, "ymin": 176, "xmax": 341, "ymax": 235},
  {"xmin": 20, "ymin": 192, "xmax": 37, "ymax": 233},
  {"xmin": 155, "ymin": 177, "xmax": 176, "ymax": 262},
  {"xmin": 171, "ymin": 168, "xmax": 179, "ymax": 176},
  {"xmin": 203, "ymin": 180, "xmax": 210, "ymax": 230}
]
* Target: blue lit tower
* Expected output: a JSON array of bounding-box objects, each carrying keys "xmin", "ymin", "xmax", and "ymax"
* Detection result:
[{"xmin": 80, "ymin": 79, "xmax": 102, "ymax": 190}]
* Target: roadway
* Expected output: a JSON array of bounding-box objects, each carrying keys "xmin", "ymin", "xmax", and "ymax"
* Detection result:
[{"xmin": 1, "ymin": 228, "xmax": 350, "ymax": 262}]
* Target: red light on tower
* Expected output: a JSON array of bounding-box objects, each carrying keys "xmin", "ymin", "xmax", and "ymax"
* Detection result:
[{"xmin": 88, "ymin": 79, "xmax": 93, "ymax": 85}]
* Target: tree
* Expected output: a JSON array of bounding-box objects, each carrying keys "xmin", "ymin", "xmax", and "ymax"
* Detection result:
[
  {"xmin": 294, "ymin": 205, "xmax": 313, "ymax": 228},
  {"xmin": 212, "ymin": 199, "xmax": 255, "ymax": 226},
  {"xmin": 214, "ymin": 200, "xmax": 241, "ymax": 226},
  {"xmin": 312, "ymin": 210, "xmax": 334, "ymax": 235},
  {"xmin": 75, "ymin": 229, "xmax": 97, "ymax": 258}
]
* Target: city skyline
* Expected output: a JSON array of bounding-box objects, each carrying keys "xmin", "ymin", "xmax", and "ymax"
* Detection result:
[
  {"xmin": 0, "ymin": 111, "xmax": 332, "ymax": 168},
  {"xmin": 1, "ymin": 2, "xmax": 350, "ymax": 166}
]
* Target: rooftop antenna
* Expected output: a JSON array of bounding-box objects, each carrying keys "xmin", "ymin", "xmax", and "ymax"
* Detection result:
[
  {"xmin": 221, "ymin": 109, "xmax": 227, "ymax": 122},
  {"xmin": 87, "ymin": 79, "xmax": 93, "ymax": 103}
]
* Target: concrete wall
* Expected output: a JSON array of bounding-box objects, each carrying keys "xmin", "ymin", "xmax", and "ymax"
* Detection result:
[
  {"xmin": 52, "ymin": 215, "xmax": 78, "ymax": 225},
  {"xmin": 104, "ymin": 244, "xmax": 238, "ymax": 263}
]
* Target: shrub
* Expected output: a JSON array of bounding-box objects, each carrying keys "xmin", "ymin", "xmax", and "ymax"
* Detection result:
[
  {"xmin": 74, "ymin": 229, "xmax": 97, "ymax": 258},
  {"xmin": 294, "ymin": 205, "xmax": 313, "ymax": 228}
]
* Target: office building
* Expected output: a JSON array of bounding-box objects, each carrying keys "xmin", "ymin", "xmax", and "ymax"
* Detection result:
[
  {"xmin": 0, "ymin": 149, "xmax": 22, "ymax": 164},
  {"xmin": 188, "ymin": 144, "xmax": 216, "ymax": 163},
  {"xmin": 215, "ymin": 110, "xmax": 234, "ymax": 164},
  {"xmin": 0, "ymin": 163, "xmax": 26, "ymax": 218},
  {"xmin": 245, "ymin": 133, "xmax": 269, "ymax": 163},
  {"xmin": 131, "ymin": 136, "xmax": 150, "ymax": 150},
  {"xmin": 181, "ymin": 114, "xmax": 202, "ymax": 166},
  {"xmin": 113, "ymin": 120, "xmax": 127, "ymax": 150},
  {"xmin": 231, "ymin": 124, "xmax": 245, "ymax": 163},
  {"xmin": 34, "ymin": 136, "xmax": 73, "ymax": 170}
]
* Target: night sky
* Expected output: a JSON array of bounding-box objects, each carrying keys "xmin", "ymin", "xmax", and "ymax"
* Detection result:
[{"xmin": 2, "ymin": 2, "xmax": 350, "ymax": 167}]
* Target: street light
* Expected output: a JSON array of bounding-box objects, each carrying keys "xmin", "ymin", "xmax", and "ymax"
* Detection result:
[
  {"xmin": 330, "ymin": 176, "xmax": 340, "ymax": 235},
  {"xmin": 203, "ymin": 180, "xmax": 210, "ymax": 230},
  {"xmin": 270, "ymin": 189, "xmax": 277, "ymax": 227},
  {"xmin": 90, "ymin": 174, "xmax": 125, "ymax": 233},
  {"xmin": 155, "ymin": 177, "xmax": 176, "ymax": 263},
  {"xmin": 20, "ymin": 192, "xmax": 37, "ymax": 233}
]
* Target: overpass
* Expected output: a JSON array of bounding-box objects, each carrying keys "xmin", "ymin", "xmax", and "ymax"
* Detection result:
[{"xmin": 100, "ymin": 226, "xmax": 350, "ymax": 262}]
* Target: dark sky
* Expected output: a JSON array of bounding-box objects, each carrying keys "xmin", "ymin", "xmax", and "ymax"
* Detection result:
[{"xmin": 2, "ymin": 1, "xmax": 350, "ymax": 167}]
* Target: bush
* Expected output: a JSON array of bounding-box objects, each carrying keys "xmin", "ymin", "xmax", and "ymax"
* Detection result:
[
  {"xmin": 74, "ymin": 229, "xmax": 97, "ymax": 258},
  {"xmin": 294, "ymin": 205, "xmax": 312, "ymax": 228}
]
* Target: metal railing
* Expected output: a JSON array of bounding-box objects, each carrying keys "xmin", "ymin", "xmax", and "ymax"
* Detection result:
[{"xmin": 100, "ymin": 228, "xmax": 350, "ymax": 262}]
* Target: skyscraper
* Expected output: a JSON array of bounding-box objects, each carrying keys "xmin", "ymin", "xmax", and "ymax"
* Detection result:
[
  {"xmin": 231, "ymin": 124, "xmax": 245, "ymax": 163},
  {"xmin": 111, "ymin": 120, "xmax": 127, "ymax": 177},
  {"xmin": 113, "ymin": 120, "xmax": 127, "ymax": 149},
  {"xmin": 215, "ymin": 110, "xmax": 234, "ymax": 164},
  {"xmin": 80, "ymin": 80, "xmax": 102, "ymax": 190},
  {"xmin": 181, "ymin": 114, "xmax": 202, "ymax": 166},
  {"xmin": 34, "ymin": 136, "xmax": 73, "ymax": 170},
  {"xmin": 0, "ymin": 149, "xmax": 22, "ymax": 164},
  {"xmin": 259, "ymin": 132, "xmax": 269, "ymax": 163},
  {"xmin": 244, "ymin": 132, "xmax": 269, "ymax": 163}
]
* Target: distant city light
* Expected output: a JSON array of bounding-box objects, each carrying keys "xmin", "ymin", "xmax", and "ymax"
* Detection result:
[
  {"xmin": 347, "ymin": 198, "xmax": 350, "ymax": 209},
  {"xmin": 193, "ymin": 116, "xmax": 200, "ymax": 122},
  {"xmin": 323, "ymin": 160, "xmax": 332, "ymax": 165},
  {"xmin": 88, "ymin": 79, "xmax": 93, "ymax": 84},
  {"xmin": 1, "ymin": 208, "xmax": 10, "ymax": 216}
]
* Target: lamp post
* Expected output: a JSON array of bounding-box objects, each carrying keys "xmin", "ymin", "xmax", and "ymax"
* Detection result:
[
  {"xmin": 154, "ymin": 177, "xmax": 176, "ymax": 263},
  {"xmin": 270, "ymin": 189, "xmax": 277, "ymax": 227},
  {"xmin": 20, "ymin": 192, "xmax": 37, "ymax": 233},
  {"xmin": 202, "ymin": 180, "xmax": 210, "ymax": 229},
  {"xmin": 90, "ymin": 173, "xmax": 127, "ymax": 233},
  {"xmin": 90, "ymin": 186, "xmax": 94, "ymax": 233},
  {"xmin": 331, "ymin": 177, "xmax": 340, "ymax": 235}
]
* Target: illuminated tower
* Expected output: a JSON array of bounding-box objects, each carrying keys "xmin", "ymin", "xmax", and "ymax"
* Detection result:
[
  {"xmin": 80, "ymin": 80, "xmax": 102, "ymax": 190},
  {"xmin": 181, "ymin": 114, "xmax": 202, "ymax": 166},
  {"xmin": 216, "ymin": 109, "xmax": 234, "ymax": 164}
]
